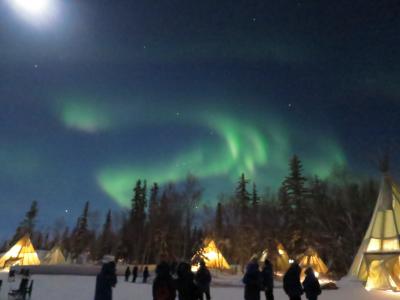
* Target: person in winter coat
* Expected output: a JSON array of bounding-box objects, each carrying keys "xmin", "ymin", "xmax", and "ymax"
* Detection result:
[
  {"xmin": 175, "ymin": 262, "xmax": 198, "ymax": 300},
  {"xmin": 132, "ymin": 266, "xmax": 138, "ymax": 283},
  {"xmin": 94, "ymin": 261, "xmax": 117, "ymax": 300},
  {"xmin": 242, "ymin": 258, "xmax": 262, "ymax": 300},
  {"xmin": 283, "ymin": 262, "xmax": 303, "ymax": 300},
  {"xmin": 124, "ymin": 266, "xmax": 131, "ymax": 282},
  {"xmin": 143, "ymin": 266, "xmax": 150, "ymax": 283},
  {"xmin": 302, "ymin": 268, "xmax": 321, "ymax": 300},
  {"xmin": 261, "ymin": 259, "xmax": 274, "ymax": 300},
  {"xmin": 195, "ymin": 260, "xmax": 212, "ymax": 300},
  {"xmin": 152, "ymin": 261, "xmax": 176, "ymax": 300}
]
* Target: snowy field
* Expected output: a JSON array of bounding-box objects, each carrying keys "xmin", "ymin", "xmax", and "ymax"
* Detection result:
[{"xmin": 0, "ymin": 273, "xmax": 398, "ymax": 300}]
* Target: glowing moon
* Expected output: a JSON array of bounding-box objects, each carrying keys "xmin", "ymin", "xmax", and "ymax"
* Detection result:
[
  {"xmin": 8, "ymin": 0, "xmax": 56, "ymax": 24},
  {"xmin": 13, "ymin": 0, "xmax": 50, "ymax": 16}
]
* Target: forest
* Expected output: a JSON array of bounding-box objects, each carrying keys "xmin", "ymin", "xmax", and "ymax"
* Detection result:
[{"xmin": 2, "ymin": 155, "xmax": 379, "ymax": 277}]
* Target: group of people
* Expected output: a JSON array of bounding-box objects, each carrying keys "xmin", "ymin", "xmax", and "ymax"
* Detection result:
[
  {"xmin": 94, "ymin": 259, "xmax": 212, "ymax": 300},
  {"xmin": 283, "ymin": 264, "xmax": 321, "ymax": 300},
  {"xmin": 95, "ymin": 257, "xmax": 321, "ymax": 300},
  {"xmin": 243, "ymin": 258, "xmax": 321, "ymax": 300},
  {"xmin": 124, "ymin": 265, "xmax": 150, "ymax": 283},
  {"xmin": 153, "ymin": 260, "xmax": 212, "ymax": 300}
]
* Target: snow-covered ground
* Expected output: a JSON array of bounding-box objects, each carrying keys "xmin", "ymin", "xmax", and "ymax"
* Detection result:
[{"xmin": 0, "ymin": 273, "xmax": 398, "ymax": 300}]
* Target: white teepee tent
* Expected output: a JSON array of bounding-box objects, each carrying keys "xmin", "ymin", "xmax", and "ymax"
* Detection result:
[
  {"xmin": 260, "ymin": 242, "xmax": 290, "ymax": 274},
  {"xmin": 348, "ymin": 173, "xmax": 400, "ymax": 290},
  {"xmin": 0, "ymin": 235, "xmax": 40, "ymax": 268},
  {"xmin": 298, "ymin": 247, "xmax": 329, "ymax": 276},
  {"xmin": 192, "ymin": 240, "xmax": 230, "ymax": 270},
  {"xmin": 43, "ymin": 246, "xmax": 66, "ymax": 265}
]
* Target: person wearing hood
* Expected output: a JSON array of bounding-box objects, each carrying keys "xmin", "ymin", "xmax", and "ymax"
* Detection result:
[
  {"xmin": 242, "ymin": 258, "xmax": 262, "ymax": 300},
  {"xmin": 94, "ymin": 261, "xmax": 117, "ymax": 300},
  {"xmin": 261, "ymin": 259, "xmax": 274, "ymax": 300},
  {"xmin": 195, "ymin": 260, "xmax": 212, "ymax": 300},
  {"xmin": 132, "ymin": 266, "xmax": 138, "ymax": 283},
  {"xmin": 153, "ymin": 261, "xmax": 176, "ymax": 300},
  {"xmin": 283, "ymin": 262, "xmax": 303, "ymax": 300},
  {"xmin": 143, "ymin": 266, "xmax": 150, "ymax": 283},
  {"xmin": 175, "ymin": 262, "xmax": 198, "ymax": 300},
  {"xmin": 302, "ymin": 268, "xmax": 321, "ymax": 300},
  {"xmin": 124, "ymin": 266, "xmax": 131, "ymax": 282}
]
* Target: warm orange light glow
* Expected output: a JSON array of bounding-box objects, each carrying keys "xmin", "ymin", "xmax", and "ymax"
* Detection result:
[
  {"xmin": 383, "ymin": 239, "xmax": 400, "ymax": 251},
  {"xmin": 0, "ymin": 235, "xmax": 40, "ymax": 268},
  {"xmin": 191, "ymin": 240, "xmax": 230, "ymax": 270}
]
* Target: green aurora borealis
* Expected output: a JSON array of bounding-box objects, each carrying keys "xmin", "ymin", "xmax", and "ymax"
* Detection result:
[
  {"xmin": 58, "ymin": 99, "xmax": 117, "ymax": 133},
  {"xmin": 53, "ymin": 98, "xmax": 346, "ymax": 207}
]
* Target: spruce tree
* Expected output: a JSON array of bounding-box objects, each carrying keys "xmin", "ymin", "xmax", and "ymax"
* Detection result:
[
  {"xmin": 283, "ymin": 155, "xmax": 307, "ymax": 212},
  {"xmin": 71, "ymin": 201, "xmax": 90, "ymax": 258},
  {"xmin": 278, "ymin": 185, "xmax": 294, "ymax": 232},
  {"xmin": 11, "ymin": 200, "xmax": 38, "ymax": 243},
  {"xmin": 156, "ymin": 191, "xmax": 169, "ymax": 261},
  {"xmin": 250, "ymin": 183, "xmax": 260, "ymax": 250},
  {"xmin": 215, "ymin": 202, "xmax": 224, "ymax": 239},
  {"xmin": 131, "ymin": 180, "xmax": 143, "ymax": 220},
  {"xmin": 282, "ymin": 155, "xmax": 308, "ymax": 253},
  {"xmin": 132, "ymin": 180, "xmax": 147, "ymax": 226},
  {"xmin": 236, "ymin": 173, "xmax": 251, "ymax": 225},
  {"xmin": 145, "ymin": 183, "xmax": 159, "ymax": 262},
  {"xmin": 148, "ymin": 183, "xmax": 159, "ymax": 226},
  {"xmin": 251, "ymin": 183, "xmax": 260, "ymax": 227},
  {"xmin": 130, "ymin": 180, "xmax": 147, "ymax": 262},
  {"xmin": 24, "ymin": 200, "xmax": 38, "ymax": 233},
  {"xmin": 251, "ymin": 183, "xmax": 259, "ymax": 209},
  {"xmin": 181, "ymin": 174, "xmax": 202, "ymax": 259},
  {"xmin": 61, "ymin": 227, "xmax": 71, "ymax": 254},
  {"xmin": 34, "ymin": 231, "xmax": 43, "ymax": 249},
  {"xmin": 234, "ymin": 173, "xmax": 252, "ymax": 268},
  {"xmin": 98, "ymin": 209, "xmax": 114, "ymax": 259}
]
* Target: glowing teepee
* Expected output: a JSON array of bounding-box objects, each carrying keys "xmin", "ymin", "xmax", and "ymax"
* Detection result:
[
  {"xmin": 43, "ymin": 246, "xmax": 66, "ymax": 265},
  {"xmin": 260, "ymin": 242, "xmax": 290, "ymax": 274},
  {"xmin": 0, "ymin": 235, "xmax": 40, "ymax": 268},
  {"xmin": 348, "ymin": 173, "xmax": 400, "ymax": 291},
  {"xmin": 298, "ymin": 248, "xmax": 328, "ymax": 276},
  {"xmin": 193, "ymin": 240, "xmax": 230, "ymax": 270}
]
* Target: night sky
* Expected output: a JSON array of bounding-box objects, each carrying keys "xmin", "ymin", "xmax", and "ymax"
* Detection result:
[{"xmin": 1, "ymin": 0, "xmax": 399, "ymax": 238}]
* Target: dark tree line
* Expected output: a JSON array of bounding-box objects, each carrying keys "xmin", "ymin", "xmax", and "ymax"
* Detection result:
[
  {"xmin": 212, "ymin": 156, "xmax": 377, "ymax": 277},
  {"xmin": 2, "ymin": 156, "xmax": 379, "ymax": 277}
]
